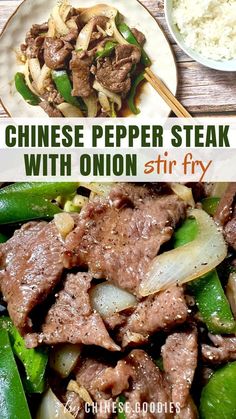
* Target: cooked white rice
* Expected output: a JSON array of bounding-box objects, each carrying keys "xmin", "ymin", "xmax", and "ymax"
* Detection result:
[{"xmin": 172, "ymin": 0, "xmax": 236, "ymax": 61}]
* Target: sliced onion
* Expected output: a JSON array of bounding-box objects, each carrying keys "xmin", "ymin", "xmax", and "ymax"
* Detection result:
[
  {"xmin": 66, "ymin": 18, "xmax": 78, "ymax": 30},
  {"xmin": 210, "ymin": 182, "xmax": 229, "ymax": 198},
  {"xmin": 83, "ymin": 93, "xmax": 98, "ymax": 117},
  {"xmin": 57, "ymin": 102, "xmax": 83, "ymax": 117},
  {"xmin": 98, "ymin": 92, "xmax": 111, "ymax": 113},
  {"xmin": 226, "ymin": 272, "xmax": 236, "ymax": 319},
  {"xmin": 24, "ymin": 60, "xmax": 40, "ymax": 95},
  {"xmin": 37, "ymin": 64, "xmax": 51, "ymax": 94},
  {"xmin": 36, "ymin": 388, "xmax": 74, "ymax": 419},
  {"xmin": 28, "ymin": 58, "xmax": 41, "ymax": 83},
  {"xmin": 75, "ymin": 19, "xmax": 95, "ymax": 51},
  {"xmin": 93, "ymin": 80, "xmax": 122, "ymax": 110},
  {"xmin": 49, "ymin": 343, "xmax": 81, "ymax": 378},
  {"xmin": 79, "ymin": 182, "xmax": 113, "ymax": 196},
  {"xmin": 90, "ymin": 282, "xmax": 137, "ymax": 317},
  {"xmin": 67, "ymin": 380, "xmax": 93, "ymax": 405},
  {"xmin": 79, "ymin": 5, "xmax": 118, "ymax": 23},
  {"xmin": 139, "ymin": 209, "xmax": 227, "ymax": 296},
  {"xmin": 170, "ymin": 183, "xmax": 195, "ymax": 207},
  {"xmin": 51, "ymin": 3, "xmax": 70, "ymax": 35},
  {"xmin": 109, "ymin": 18, "xmax": 129, "ymax": 45},
  {"xmin": 59, "ymin": 0, "xmax": 71, "ymax": 22},
  {"xmin": 47, "ymin": 17, "xmax": 56, "ymax": 37},
  {"xmin": 54, "ymin": 213, "xmax": 75, "ymax": 238}
]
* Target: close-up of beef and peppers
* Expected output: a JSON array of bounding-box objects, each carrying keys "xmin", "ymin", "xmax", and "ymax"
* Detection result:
[
  {"xmin": 1, "ymin": 181, "xmax": 236, "ymax": 419},
  {"xmin": 15, "ymin": 1, "xmax": 152, "ymax": 117}
]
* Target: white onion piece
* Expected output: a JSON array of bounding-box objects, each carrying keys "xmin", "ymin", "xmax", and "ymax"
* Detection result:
[
  {"xmin": 83, "ymin": 93, "xmax": 98, "ymax": 117},
  {"xmin": 24, "ymin": 61, "xmax": 40, "ymax": 95},
  {"xmin": 226, "ymin": 272, "xmax": 236, "ymax": 319},
  {"xmin": 75, "ymin": 19, "xmax": 95, "ymax": 51},
  {"xmin": 57, "ymin": 102, "xmax": 83, "ymax": 117},
  {"xmin": 37, "ymin": 64, "xmax": 51, "ymax": 94},
  {"xmin": 59, "ymin": 0, "xmax": 71, "ymax": 22},
  {"xmin": 210, "ymin": 182, "xmax": 229, "ymax": 198},
  {"xmin": 79, "ymin": 5, "xmax": 118, "ymax": 23},
  {"xmin": 93, "ymin": 80, "xmax": 122, "ymax": 110},
  {"xmin": 139, "ymin": 209, "xmax": 227, "ymax": 297},
  {"xmin": 49, "ymin": 343, "xmax": 81, "ymax": 378},
  {"xmin": 51, "ymin": 4, "xmax": 70, "ymax": 35},
  {"xmin": 170, "ymin": 183, "xmax": 195, "ymax": 207},
  {"xmin": 47, "ymin": 17, "xmax": 56, "ymax": 37},
  {"xmin": 90, "ymin": 282, "xmax": 137, "ymax": 317},
  {"xmin": 66, "ymin": 18, "xmax": 78, "ymax": 30},
  {"xmin": 28, "ymin": 58, "xmax": 41, "ymax": 83},
  {"xmin": 98, "ymin": 92, "xmax": 111, "ymax": 113},
  {"xmin": 36, "ymin": 388, "xmax": 74, "ymax": 419},
  {"xmin": 109, "ymin": 18, "xmax": 129, "ymax": 45},
  {"xmin": 80, "ymin": 182, "xmax": 113, "ymax": 197}
]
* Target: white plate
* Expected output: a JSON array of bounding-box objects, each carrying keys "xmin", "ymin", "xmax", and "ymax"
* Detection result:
[{"xmin": 0, "ymin": 0, "xmax": 177, "ymax": 118}]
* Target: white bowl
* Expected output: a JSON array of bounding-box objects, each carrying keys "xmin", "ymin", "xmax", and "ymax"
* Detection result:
[{"xmin": 164, "ymin": 0, "xmax": 236, "ymax": 72}]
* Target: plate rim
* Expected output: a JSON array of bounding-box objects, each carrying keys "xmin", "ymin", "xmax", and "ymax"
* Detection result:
[{"xmin": 0, "ymin": 0, "xmax": 178, "ymax": 117}]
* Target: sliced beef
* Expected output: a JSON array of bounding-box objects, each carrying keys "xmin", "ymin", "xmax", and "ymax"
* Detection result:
[
  {"xmin": 64, "ymin": 184, "xmax": 187, "ymax": 295},
  {"xmin": 64, "ymin": 390, "xmax": 86, "ymax": 419},
  {"xmin": 214, "ymin": 183, "xmax": 236, "ymax": 249},
  {"xmin": 0, "ymin": 221, "xmax": 64, "ymax": 333},
  {"xmin": 76, "ymin": 358, "xmax": 114, "ymax": 419},
  {"xmin": 131, "ymin": 28, "xmax": 146, "ymax": 46},
  {"xmin": 70, "ymin": 51, "xmax": 93, "ymax": 98},
  {"xmin": 21, "ymin": 35, "xmax": 45, "ymax": 59},
  {"xmin": 176, "ymin": 397, "xmax": 198, "ymax": 419},
  {"xmin": 214, "ymin": 183, "xmax": 236, "ymax": 226},
  {"xmin": 39, "ymin": 101, "xmax": 63, "ymax": 117},
  {"xmin": 28, "ymin": 273, "xmax": 119, "ymax": 351},
  {"xmin": 41, "ymin": 79, "xmax": 64, "ymax": 105},
  {"xmin": 161, "ymin": 328, "xmax": 198, "ymax": 409},
  {"xmin": 124, "ymin": 350, "xmax": 173, "ymax": 419},
  {"xmin": 94, "ymin": 44, "xmax": 141, "ymax": 95},
  {"xmin": 44, "ymin": 37, "xmax": 73, "ymax": 70},
  {"xmin": 76, "ymin": 350, "xmax": 173, "ymax": 419},
  {"xmin": 202, "ymin": 334, "xmax": 236, "ymax": 364},
  {"xmin": 62, "ymin": 28, "xmax": 79, "ymax": 43},
  {"xmin": 118, "ymin": 286, "xmax": 188, "ymax": 347},
  {"xmin": 29, "ymin": 23, "xmax": 49, "ymax": 37}
]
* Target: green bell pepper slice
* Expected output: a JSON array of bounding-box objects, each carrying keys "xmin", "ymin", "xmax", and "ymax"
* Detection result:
[
  {"xmin": 15, "ymin": 72, "xmax": 40, "ymax": 106},
  {"xmin": 52, "ymin": 70, "xmax": 87, "ymax": 112},
  {"xmin": 0, "ymin": 182, "xmax": 79, "ymax": 224},
  {"xmin": 200, "ymin": 361, "xmax": 236, "ymax": 419},
  {"xmin": 201, "ymin": 197, "xmax": 220, "ymax": 216},
  {"xmin": 0, "ymin": 328, "xmax": 31, "ymax": 419},
  {"xmin": 96, "ymin": 41, "xmax": 117, "ymax": 58},
  {"xmin": 118, "ymin": 23, "xmax": 151, "ymax": 67},
  {"xmin": 127, "ymin": 72, "xmax": 145, "ymax": 115},
  {"xmin": 173, "ymin": 217, "xmax": 236, "ymax": 334},
  {"xmin": 0, "ymin": 232, "xmax": 8, "ymax": 243},
  {"xmin": 117, "ymin": 395, "xmax": 127, "ymax": 419},
  {"xmin": 0, "ymin": 317, "xmax": 48, "ymax": 393}
]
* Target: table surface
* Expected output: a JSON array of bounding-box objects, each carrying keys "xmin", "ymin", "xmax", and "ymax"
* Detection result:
[{"xmin": 1, "ymin": 0, "xmax": 236, "ymax": 117}]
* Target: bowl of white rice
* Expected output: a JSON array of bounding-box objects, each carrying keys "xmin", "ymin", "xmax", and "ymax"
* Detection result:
[{"xmin": 164, "ymin": 0, "xmax": 236, "ymax": 71}]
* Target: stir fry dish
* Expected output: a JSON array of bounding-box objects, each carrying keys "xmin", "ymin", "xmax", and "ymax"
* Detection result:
[
  {"xmin": 15, "ymin": 1, "xmax": 151, "ymax": 118},
  {"xmin": 0, "ymin": 181, "xmax": 236, "ymax": 418}
]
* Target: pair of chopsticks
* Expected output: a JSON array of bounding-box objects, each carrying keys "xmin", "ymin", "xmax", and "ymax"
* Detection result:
[{"xmin": 144, "ymin": 67, "xmax": 191, "ymax": 118}]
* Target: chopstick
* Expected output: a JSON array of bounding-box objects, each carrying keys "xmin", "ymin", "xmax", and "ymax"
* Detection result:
[{"xmin": 144, "ymin": 67, "xmax": 191, "ymax": 118}]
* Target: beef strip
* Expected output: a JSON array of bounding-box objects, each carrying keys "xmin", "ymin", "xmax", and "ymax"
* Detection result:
[
  {"xmin": 202, "ymin": 334, "xmax": 236, "ymax": 364},
  {"xmin": 76, "ymin": 358, "xmax": 114, "ymax": 419},
  {"xmin": 39, "ymin": 101, "xmax": 63, "ymax": 117},
  {"xmin": 214, "ymin": 183, "xmax": 236, "ymax": 249},
  {"xmin": 21, "ymin": 23, "xmax": 48, "ymax": 59},
  {"xmin": 41, "ymin": 78, "xmax": 64, "ymax": 105},
  {"xmin": 64, "ymin": 391, "xmax": 85, "ymax": 419},
  {"xmin": 94, "ymin": 44, "xmax": 141, "ymax": 96},
  {"xmin": 64, "ymin": 184, "xmax": 187, "ymax": 295},
  {"xmin": 118, "ymin": 286, "xmax": 188, "ymax": 347},
  {"xmin": 44, "ymin": 37, "xmax": 73, "ymax": 70},
  {"xmin": 124, "ymin": 350, "xmax": 173, "ymax": 419},
  {"xmin": 0, "ymin": 221, "xmax": 64, "ymax": 333},
  {"xmin": 27, "ymin": 272, "xmax": 119, "ymax": 351},
  {"xmin": 30, "ymin": 23, "xmax": 49, "ymax": 37},
  {"xmin": 70, "ymin": 51, "xmax": 93, "ymax": 98},
  {"xmin": 161, "ymin": 328, "xmax": 198, "ymax": 409},
  {"xmin": 76, "ymin": 350, "xmax": 173, "ymax": 419},
  {"xmin": 131, "ymin": 28, "xmax": 146, "ymax": 46},
  {"xmin": 62, "ymin": 28, "xmax": 79, "ymax": 43}
]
